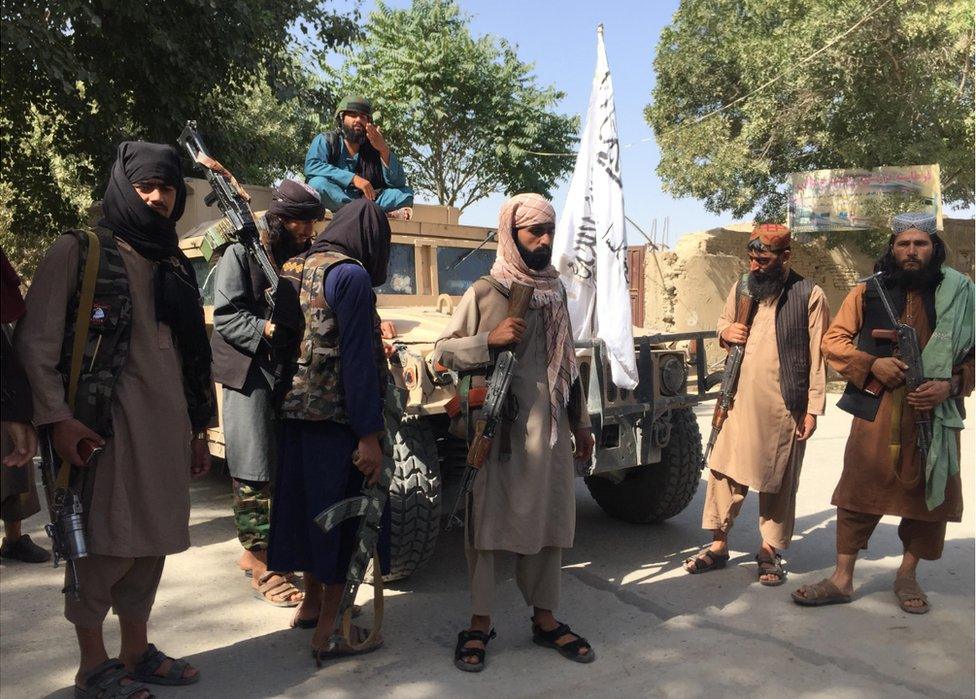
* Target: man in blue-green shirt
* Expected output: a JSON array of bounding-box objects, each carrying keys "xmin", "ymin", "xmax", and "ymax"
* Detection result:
[{"xmin": 305, "ymin": 95, "xmax": 414, "ymax": 216}]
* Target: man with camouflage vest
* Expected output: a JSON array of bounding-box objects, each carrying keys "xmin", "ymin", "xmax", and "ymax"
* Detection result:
[
  {"xmin": 268, "ymin": 198, "xmax": 391, "ymax": 661},
  {"xmin": 15, "ymin": 142, "xmax": 214, "ymax": 698}
]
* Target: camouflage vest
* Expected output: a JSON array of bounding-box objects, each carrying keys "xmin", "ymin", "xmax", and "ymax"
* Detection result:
[
  {"xmin": 279, "ymin": 250, "xmax": 387, "ymax": 422},
  {"xmin": 60, "ymin": 229, "xmax": 132, "ymax": 436}
]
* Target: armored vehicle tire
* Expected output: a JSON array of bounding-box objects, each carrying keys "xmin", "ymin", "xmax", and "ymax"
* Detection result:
[
  {"xmin": 584, "ymin": 407, "xmax": 703, "ymax": 524},
  {"xmin": 384, "ymin": 416, "xmax": 442, "ymax": 582}
]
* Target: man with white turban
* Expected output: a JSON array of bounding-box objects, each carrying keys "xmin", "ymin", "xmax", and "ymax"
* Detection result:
[{"xmin": 434, "ymin": 193, "xmax": 596, "ymax": 672}]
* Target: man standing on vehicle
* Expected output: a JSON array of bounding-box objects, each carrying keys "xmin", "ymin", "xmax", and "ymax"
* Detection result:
[
  {"xmin": 211, "ymin": 179, "xmax": 323, "ymax": 608},
  {"xmin": 684, "ymin": 224, "xmax": 829, "ymax": 586},
  {"xmin": 434, "ymin": 193, "xmax": 596, "ymax": 672},
  {"xmin": 304, "ymin": 95, "xmax": 414, "ymax": 217},
  {"xmin": 793, "ymin": 213, "xmax": 973, "ymax": 612},
  {"xmin": 15, "ymin": 142, "xmax": 214, "ymax": 696}
]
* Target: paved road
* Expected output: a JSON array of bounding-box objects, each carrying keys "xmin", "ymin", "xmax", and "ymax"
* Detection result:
[{"xmin": 2, "ymin": 395, "xmax": 973, "ymax": 698}]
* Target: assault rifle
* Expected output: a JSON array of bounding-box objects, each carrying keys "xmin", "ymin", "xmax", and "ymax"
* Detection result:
[
  {"xmin": 177, "ymin": 121, "xmax": 279, "ymax": 301},
  {"xmin": 859, "ymin": 271, "xmax": 932, "ymax": 462},
  {"xmin": 701, "ymin": 275, "xmax": 755, "ymax": 468},
  {"xmin": 446, "ymin": 282, "xmax": 534, "ymax": 531},
  {"xmin": 312, "ymin": 376, "xmax": 407, "ymax": 659},
  {"xmin": 37, "ymin": 430, "xmax": 95, "ymax": 599}
]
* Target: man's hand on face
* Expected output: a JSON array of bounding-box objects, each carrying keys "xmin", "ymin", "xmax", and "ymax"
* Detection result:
[
  {"xmin": 871, "ymin": 356, "xmax": 907, "ymax": 389},
  {"xmin": 352, "ymin": 175, "xmax": 376, "ymax": 201},
  {"xmin": 190, "ymin": 437, "xmax": 211, "ymax": 479},
  {"xmin": 354, "ymin": 432, "xmax": 384, "ymax": 486},
  {"xmin": 906, "ymin": 380, "xmax": 952, "ymax": 412},
  {"xmin": 572, "ymin": 428, "xmax": 595, "ymax": 462},
  {"xmin": 1, "ymin": 421, "xmax": 38, "ymax": 468},
  {"xmin": 51, "ymin": 419, "xmax": 104, "ymax": 467},
  {"xmin": 795, "ymin": 413, "xmax": 817, "ymax": 442},
  {"xmin": 721, "ymin": 322, "xmax": 749, "ymax": 345},
  {"xmin": 487, "ymin": 317, "xmax": 526, "ymax": 348},
  {"xmin": 364, "ymin": 123, "xmax": 390, "ymax": 160}
]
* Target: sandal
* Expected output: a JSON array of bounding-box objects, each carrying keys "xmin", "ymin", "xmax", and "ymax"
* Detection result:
[
  {"xmin": 893, "ymin": 577, "xmax": 930, "ymax": 614},
  {"xmin": 683, "ymin": 546, "xmax": 730, "ymax": 574},
  {"xmin": 291, "ymin": 603, "xmax": 364, "ymax": 629},
  {"xmin": 756, "ymin": 552, "xmax": 785, "ymax": 586},
  {"xmin": 791, "ymin": 578, "xmax": 852, "ymax": 607},
  {"xmin": 75, "ymin": 659, "xmax": 153, "ymax": 698},
  {"xmin": 131, "ymin": 644, "xmax": 199, "ymax": 686},
  {"xmin": 252, "ymin": 571, "xmax": 304, "ymax": 607},
  {"xmin": 532, "ymin": 622, "xmax": 596, "ymax": 664},
  {"xmin": 311, "ymin": 625, "xmax": 383, "ymax": 665},
  {"xmin": 454, "ymin": 628, "xmax": 496, "ymax": 672}
]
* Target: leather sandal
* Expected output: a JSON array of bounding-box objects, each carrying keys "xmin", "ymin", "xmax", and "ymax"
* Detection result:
[
  {"xmin": 683, "ymin": 546, "xmax": 729, "ymax": 574},
  {"xmin": 252, "ymin": 571, "xmax": 303, "ymax": 607},
  {"xmin": 131, "ymin": 644, "xmax": 199, "ymax": 686},
  {"xmin": 454, "ymin": 628, "xmax": 496, "ymax": 672},
  {"xmin": 75, "ymin": 659, "xmax": 153, "ymax": 698},
  {"xmin": 532, "ymin": 622, "xmax": 596, "ymax": 664},
  {"xmin": 756, "ymin": 552, "xmax": 786, "ymax": 586},
  {"xmin": 893, "ymin": 577, "xmax": 930, "ymax": 614},
  {"xmin": 791, "ymin": 578, "xmax": 852, "ymax": 607}
]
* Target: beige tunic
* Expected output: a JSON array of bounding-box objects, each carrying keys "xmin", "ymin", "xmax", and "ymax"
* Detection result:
[
  {"xmin": 708, "ymin": 281, "xmax": 829, "ymax": 493},
  {"xmin": 15, "ymin": 235, "xmax": 192, "ymax": 557},
  {"xmin": 433, "ymin": 279, "xmax": 588, "ymax": 554}
]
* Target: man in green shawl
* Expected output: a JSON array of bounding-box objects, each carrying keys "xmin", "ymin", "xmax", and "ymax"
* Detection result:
[{"xmin": 792, "ymin": 212, "xmax": 974, "ymax": 614}]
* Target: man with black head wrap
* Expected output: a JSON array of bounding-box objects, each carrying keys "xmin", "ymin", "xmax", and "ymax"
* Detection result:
[
  {"xmin": 15, "ymin": 142, "xmax": 214, "ymax": 696},
  {"xmin": 794, "ymin": 213, "xmax": 974, "ymax": 613},
  {"xmin": 211, "ymin": 178, "xmax": 322, "ymax": 606},
  {"xmin": 270, "ymin": 198, "xmax": 392, "ymax": 659}
]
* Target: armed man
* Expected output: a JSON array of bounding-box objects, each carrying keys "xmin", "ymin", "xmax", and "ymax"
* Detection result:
[
  {"xmin": 14, "ymin": 142, "xmax": 214, "ymax": 697},
  {"xmin": 684, "ymin": 223, "xmax": 829, "ymax": 586},
  {"xmin": 433, "ymin": 193, "xmax": 595, "ymax": 672},
  {"xmin": 211, "ymin": 179, "xmax": 324, "ymax": 607},
  {"xmin": 304, "ymin": 95, "xmax": 414, "ymax": 217},
  {"xmin": 793, "ymin": 212, "xmax": 974, "ymax": 612},
  {"xmin": 268, "ymin": 198, "xmax": 392, "ymax": 661}
]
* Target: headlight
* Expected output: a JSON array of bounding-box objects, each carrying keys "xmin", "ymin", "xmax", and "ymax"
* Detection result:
[{"xmin": 659, "ymin": 355, "xmax": 687, "ymax": 396}]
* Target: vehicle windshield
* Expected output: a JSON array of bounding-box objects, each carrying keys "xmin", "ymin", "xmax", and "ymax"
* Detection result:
[
  {"xmin": 375, "ymin": 243, "xmax": 416, "ymax": 295},
  {"xmin": 437, "ymin": 247, "xmax": 495, "ymax": 296}
]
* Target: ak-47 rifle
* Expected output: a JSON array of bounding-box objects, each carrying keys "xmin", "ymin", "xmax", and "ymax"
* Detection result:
[
  {"xmin": 312, "ymin": 373, "xmax": 408, "ymax": 661},
  {"xmin": 445, "ymin": 282, "xmax": 534, "ymax": 531},
  {"xmin": 177, "ymin": 121, "xmax": 279, "ymax": 301},
  {"xmin": 701, "ymin": 275, "xmax": 755, "ymax": 468},
  {"xmin": 858, "ymin": 271, "xmax": 932, "ymax": 463}
]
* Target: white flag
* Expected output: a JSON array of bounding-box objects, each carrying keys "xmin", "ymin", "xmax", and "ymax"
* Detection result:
[{"xmin": 553, "ymin": 25, "xmax": 638, "ymax": 389}]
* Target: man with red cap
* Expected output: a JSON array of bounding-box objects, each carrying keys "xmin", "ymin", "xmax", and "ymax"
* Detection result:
[{"xmin": 684, "ymin": 223, "xmax": 830, "ymax": 586}]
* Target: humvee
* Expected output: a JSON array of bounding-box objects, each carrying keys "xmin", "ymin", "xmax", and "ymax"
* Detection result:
[{"xmin": 180, "ymin": 190, "xmax": 721, "ymax": 581}]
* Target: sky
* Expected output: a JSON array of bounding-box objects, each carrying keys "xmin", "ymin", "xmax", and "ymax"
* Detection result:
[{"xmin": 331, "ymin": 0, "xmax": 732, "ymax": 246}]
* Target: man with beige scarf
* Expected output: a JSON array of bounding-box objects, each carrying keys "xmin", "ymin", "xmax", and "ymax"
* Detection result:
[{"xmin": 434, "ymin": 193, "xmax": 595, "ymax": 672}]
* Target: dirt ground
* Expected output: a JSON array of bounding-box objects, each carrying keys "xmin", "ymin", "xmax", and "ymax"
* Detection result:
[{"xmin": 1, "ymin": 394, "xmax": 973, "ymax": 698}]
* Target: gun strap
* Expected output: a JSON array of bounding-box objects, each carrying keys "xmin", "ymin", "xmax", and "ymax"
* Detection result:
[
  {"xmin": 56, "ymin": 230, "xmax": 101, "ymax": 490},
  {"xmin": 339, "ymin": 548, "xmax": 385, "ymax": 651}
]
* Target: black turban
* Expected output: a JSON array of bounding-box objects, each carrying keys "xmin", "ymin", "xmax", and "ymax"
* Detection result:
[{"xmin": 268, "ymin": 179, "xmax": 324, "ymax": 221}]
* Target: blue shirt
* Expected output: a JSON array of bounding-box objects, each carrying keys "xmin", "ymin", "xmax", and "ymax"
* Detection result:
[{"xmin": 305, "ymin": 133, "xmax": 408, "ymax": 191}]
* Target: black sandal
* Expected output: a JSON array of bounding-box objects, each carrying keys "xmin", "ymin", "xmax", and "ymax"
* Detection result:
[
  {"xmin": 75, "ymin": 659, "xmax": 153, "ymax": 698},
  {"xmin": 756, "ymin": 552, "xmax": 785, "ymax": 586},
  {"xmin": 532, "ymin": 622, "xmax": 596, "ymax": 664},
  {"xmin": 684, "ymin": 546, "xmax": 730, "ymax": 574},
  {"xmin": 454, "ymin": 628, "xmax": 496, "ymax": 672},
  {"xmin": 131, "ymin": 644, "xmax": 199, "ymax": 686}
]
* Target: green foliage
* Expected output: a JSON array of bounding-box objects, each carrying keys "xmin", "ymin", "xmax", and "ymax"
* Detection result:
[
  {"xmin": 330, "ymin": 0, "xmax": 578, "ymax": 211},
  {"xmin": 646, "ymin": 0, "xmax": 975, "ymax": 221},
  {"xmin": 0, "ymin": 0, "xmax": 359, "ymax": 274}
]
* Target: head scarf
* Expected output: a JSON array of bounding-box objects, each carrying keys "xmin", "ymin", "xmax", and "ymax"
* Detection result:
[
  {"xmin": 490, "ymin": 193, "xmax": 578, "ymax": 446},
  {"xmin": 892, "ymin": 211, "xmax": 938, "ymax": 237},
  {"xmin": 748, "ymin": 223, "xmax": 791, "ymax": 253},
  {"xmin": 269, "ymin": 179, "xmax": 324, "ymax": 221},
  {"xmin": 309, "ymin": 198, "xmax": 391, "ymax": 287},
  {"xmin": 98, "ymin": 141, "xmax": 213, "ymax": 429}
]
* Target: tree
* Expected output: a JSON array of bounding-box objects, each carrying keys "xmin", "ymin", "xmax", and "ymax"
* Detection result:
[
  {"xmin": 330, "ymin": 0, "xmax": 577, "ymax": 212},
  {"xmin": 645, "ymin": 0, "xmax": 975, "ymax": 221},
  {"xmin": 0, "ymin": 0, "xmax": 359, "ymax": 274}
]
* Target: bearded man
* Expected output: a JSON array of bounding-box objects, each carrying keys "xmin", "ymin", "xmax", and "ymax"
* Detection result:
[
  {"xmin": 211, "ymin": 179, "xmax": 323, "ymax": 607},
  {"xmin": 793, "ymin": 213, "xmax": 974, "ymax": 613},
  {"xmin": 684, "ymin": 224, "xmax": 829, "ymax": 586},
  {"xmin": 15, "ymin": 142, "xmax": 214, "ymax": 697},
  {"xmin": 434, "ymin": 193, "xmax": 596, "ymax": 672},
  {"xmin": 304, "ymin": 95, "xmax": 413, "ymax": 216}
]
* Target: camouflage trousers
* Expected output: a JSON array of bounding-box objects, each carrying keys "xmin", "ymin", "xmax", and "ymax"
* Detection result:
[{"xmin": 232, "ymin": 478, "xmax": 271, "ymax": 552}]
